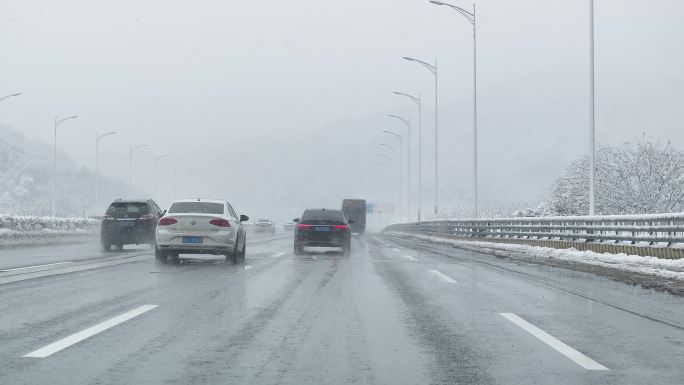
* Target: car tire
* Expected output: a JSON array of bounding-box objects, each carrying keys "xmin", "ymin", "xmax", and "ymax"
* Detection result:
[
  {"xmin": 101, "ymin": 239, "xmax": 112, "ymax": 251},
  {"xmin": 239, "ymin": 236, "xmax": 247, "ymax": 262},
  {"xmin": 343, "ymin": 240, "xmax": 351, "ymax": 256},
  {"xmin": 294, "ymin": 242, "xmax": 303, "ymax": 255},
  {"xmin": 226, "ymin": 244, "xmax": 238, "ymax": 264},
  {"xmin": 155, "ymin": 245, "xmax": 167, "ymax": 264},
  {"xmin": 116, "ymin": 243, "xmax": 124, "ymax": 250},
  {"xmin": 168, "ymin": 253, "xmax": 180, "ymax": 264}
]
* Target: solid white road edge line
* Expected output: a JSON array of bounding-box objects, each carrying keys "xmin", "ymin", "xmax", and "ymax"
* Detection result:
[
  {"xmin": 429, "ymin": 269, "xmax": 457, "ymax": 283},
  {"xmin": 23, "ymin": 305, "xmax": 159, "ymax": 358},
  {"xmin": 2, "ymin": 262, "xmax": 72, "ymax": 272},
  {"xmin": 499, "ymin": 313, "xmax": 609, "ymax": 371},
  {"xmin": 244, "ymin": 265, "xmax": 252, "ymax": 271},
  {"xmin": 272, "ymin": 252, "xmax": 286, "ymax": 258}
]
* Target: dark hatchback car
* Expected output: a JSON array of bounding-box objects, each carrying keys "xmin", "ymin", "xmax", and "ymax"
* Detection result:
[
  {"xmin": 293, "ymin": 208, "xmax": 352, "ymax": 256},
  {"xmin": 101, "ymin": 199, "xmax": 164, "ymax": 250}
]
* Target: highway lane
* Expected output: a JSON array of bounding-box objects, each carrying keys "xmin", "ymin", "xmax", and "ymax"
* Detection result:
[
  {"xmin": 1, "ymin": 233, "xmax": 683, "ymax": 384},
  {"xmin": 0, "ymin": 233, "xmax": 285, "ymax": 271}
]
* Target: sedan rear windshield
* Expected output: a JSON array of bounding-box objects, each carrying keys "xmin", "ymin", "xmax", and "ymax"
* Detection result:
[
  {"xmin": 302, "ymin": 209, "xmax": 344, "ymax": 221},
  {"xmin": 168, "ymin": 202, "xmax": 224, "ymax": 214},
  {"xmin": 106, "ymin": 202, "xmax": 149, "ymax": 218}
]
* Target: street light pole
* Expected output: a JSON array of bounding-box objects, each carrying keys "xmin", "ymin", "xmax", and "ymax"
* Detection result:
[
  {"xmin": 388, "ymin": 114, "xmax": 412, "ymax": 221},
  {"xmin": 589, "ymin": 0, "xmax": 596, "ymax": 215},
  {"xmin": 430, "ymin": 0, "xmax": 477, "ymax": 218},
  {"xmin": 382, "ymin": 131, "xmax": 404, "ymax": 221},
  {"xmin": 403, "ymin": 57, "xmax": 439, "ymax": 217},
  {"xmin": 96, "ymin": 131, "xmax": 117, "ymax": 215},
  {"xmin": 53, "ymin": 115, "xmax": 78, "ymax": 217},
  {"xmin": 393, "ymin": 92, "xmax": 423, "ymax": 221},
  {"xmin": 129, "ymin": 144, "xmax": 149, "ymax": 194}
]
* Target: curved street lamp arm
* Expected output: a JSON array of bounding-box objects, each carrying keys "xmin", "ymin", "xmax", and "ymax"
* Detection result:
[
  {"xmin": 403, "ymin": 57, "xmax": 437, "ymax": 75},
  {"xmin": 429, "ymin": 1, "xmax": 474, "ymax": 24},
  {"xmin": 56, "ymin": 115, "xmax": 79, "ymax": 126},
  {"xmin": 381, "ymin": 130, "xmax": 402, "ymax": 141},
  {"xmin": 130, "ymin": 144, "xmax": 149, "ymax": 153},
  {"xmin": 379, "ymin": 143, "xmax": 395, "ymax": 153},
  {"xmin": 387, "ymin": 114, "xmax": 411, "ymax": 127},
  {"xmin": 375, "ymin": 153, "xmax": 391, "ymax": 162},
  {"xmin": 393, "ymin": 91, "xmax": 421, "ymax": 107},
  {"xmin": 154, "ymin": 154, "xmax": 171, "ymax": 164},
  {"xmin": 97, "ymin": 131, "xmax": 117, "ymax": 141},
  {"xmin": 0, "ymin": 93, "xmax": 21, "ymax": 102}
]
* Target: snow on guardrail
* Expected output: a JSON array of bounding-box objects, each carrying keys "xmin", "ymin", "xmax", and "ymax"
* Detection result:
[
  {"xmin": 0, "ymin": 214, "xmax": 100, "ymax": 247},
  {"xmin": 383, "ymin": 212, "xmax": 684, "ymax": 259}
]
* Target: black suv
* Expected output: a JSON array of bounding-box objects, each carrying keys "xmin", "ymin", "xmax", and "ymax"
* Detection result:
[
  {"xmin": 101, "ymin": 199, "xmax": 164, "ymax": 250},
  {"xmin": 293, "ymin": 208, "xmax": 352, "ymax": 256}
]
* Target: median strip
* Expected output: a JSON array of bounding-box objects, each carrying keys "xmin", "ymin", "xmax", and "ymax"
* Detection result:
[
  {"xmin": 23, "ymin": 305, "xmax": 159, "ymax": 358},
  {"xmin": 499, "ymin": 313, "xmax": 609, "ymax": 371}
]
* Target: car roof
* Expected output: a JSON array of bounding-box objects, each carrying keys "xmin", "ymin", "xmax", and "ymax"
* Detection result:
[
  {"xmin": 110, "ymin": 199, "xmax": 152, "ymax": 204},
  {"xmin": 171, "ymin": 198, "xmax": 227, "ymax": 204}
]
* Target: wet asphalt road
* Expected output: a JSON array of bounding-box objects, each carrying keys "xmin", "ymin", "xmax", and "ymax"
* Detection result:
[{"xmin": 1, "ymin": 233, "xmax": 684, "ymax": 384}]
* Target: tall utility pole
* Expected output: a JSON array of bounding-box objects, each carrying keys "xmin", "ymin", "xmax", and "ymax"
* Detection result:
[
  {"xmin": 96, "ymin": 131, "xmax": 117, "ymax": 215},
  {"xmin": 430, "ymin": 1, "xmax": 477, "ymax": 218},
  {"xmin": 394, "ymin": 92, "xmax": 422, "ymax": 221},
  {"xmin": 403, "ymin": 57, "xmax": 439, "ymax": 217},
  {"xmin": 53, "ymin": 115, "xmax": 78, "ymax": 217},
  {"xmin": 589, "ymin": 0, "xmax": 596, "ymax": 215}
]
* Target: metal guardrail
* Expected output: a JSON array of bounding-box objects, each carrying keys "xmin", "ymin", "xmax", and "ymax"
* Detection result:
[{"xmin": 383, "ymin": 213, "xmax": 684, "ymax": 247}]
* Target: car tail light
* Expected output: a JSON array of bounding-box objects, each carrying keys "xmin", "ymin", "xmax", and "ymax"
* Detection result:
[
  {"xmin": 209, "ymin": 218, "xmax": 231, "ymax": 227},
  {"xmin": 334, "ymin": 225, "xmax": 349, "ymax": 231},
  {"xmin": 158, "ymin": 217, "xmax": 177, "ymax": 226},
  {"xmin": 296, "ymin": 224, "xmax": 313, "ymax": 230},
  {"xmin": 103, "ymin": 215, "xmax": 114, "ymax": 220},
  {"xmin": 140, "ymin": 214, "xmax": 154, "ymax": 220}
]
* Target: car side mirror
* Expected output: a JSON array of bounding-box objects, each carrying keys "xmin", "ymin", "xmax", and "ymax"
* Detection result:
[
  {"xmin": 240, "ymin": 214, "xmax": 249, "ymax": 222},
  {"xmin": 293, "ymin": 218, "xmax": 300, "ymax": 223},
  {"xmin": 348, "ymin": 219, "xmax": 355, "ymax": 224}
]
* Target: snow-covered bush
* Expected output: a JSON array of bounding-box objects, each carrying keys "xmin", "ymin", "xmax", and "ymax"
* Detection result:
[{"xmin": 550, "ymin": 137, "xmax": 684, "ymax": 215}]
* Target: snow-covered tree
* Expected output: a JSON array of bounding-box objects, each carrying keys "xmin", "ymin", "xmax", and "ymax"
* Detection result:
[{"xmin": 550, "ymin": 137, "xmax": 684, "ymax": 215}]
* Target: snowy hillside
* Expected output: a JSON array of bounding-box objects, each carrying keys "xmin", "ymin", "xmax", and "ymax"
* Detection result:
[{"xmin": 0, "ymin": 124, "xmax": 126, "ymax": 216}]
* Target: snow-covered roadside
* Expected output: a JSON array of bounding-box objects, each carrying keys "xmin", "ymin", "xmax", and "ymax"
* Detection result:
[
  {"xmin": 389, "ymin": 232, "xmax": 684, "ymax": 282},
  {"xmin": 0, "ymin": 214, "xmax": 99, "ymax": 247}
]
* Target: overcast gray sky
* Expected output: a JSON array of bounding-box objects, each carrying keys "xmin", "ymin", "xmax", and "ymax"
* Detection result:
[{"xmin": 1, "ymin": 0, "xmax": 683, "ymax": 219}]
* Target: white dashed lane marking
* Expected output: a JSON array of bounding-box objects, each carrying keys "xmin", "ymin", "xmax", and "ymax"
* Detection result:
[
  {"xmin": 429, "ymin": 270, "xmax": 457, "ymax": 283},
  {"xmin": 499, "ymin": 313, "xmax": 609, "ymax": 371},
  {"xmin": 23, "ymin": 305, "xmax": 159, "ymax": 358}
]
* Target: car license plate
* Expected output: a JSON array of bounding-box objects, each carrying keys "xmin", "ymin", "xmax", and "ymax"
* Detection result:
[
  {"xmin": 118, "ymin": 221, "xmax": 135, "ymax": 227},
  {"xmin": 315, "ymin": 226, "xmax": 330, "ymax": 232},
  {"xmin": 182, "ymin": 236, "xmax": 203, "ymax": 244}
]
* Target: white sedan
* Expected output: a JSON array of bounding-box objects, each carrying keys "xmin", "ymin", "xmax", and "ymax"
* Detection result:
[{"xmin": 155, "ymin": 198, "xmax": 248, "ymax": 264}]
